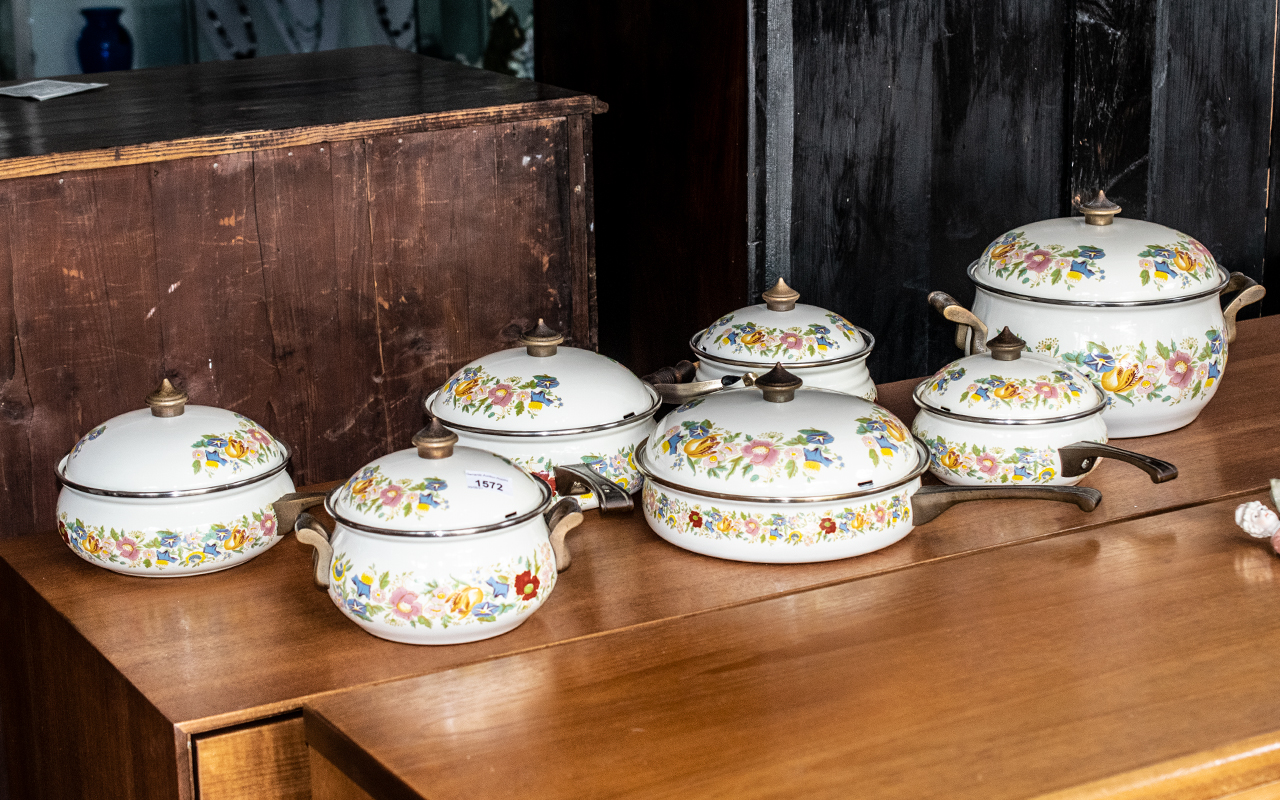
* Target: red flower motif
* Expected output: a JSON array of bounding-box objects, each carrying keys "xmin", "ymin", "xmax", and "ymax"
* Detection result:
[
  {"xmin": 818, "ymin": 517, "xmax": 836, "ymax": 534},
  {"xmin": 689, "ymin": 511, "xmax": 704, "ymax": 528},
  {"xmin": 514, "ymin": 570, "xmax": 540, "ymax": 600},
  {"xmin": 57, "ymin": 520, "xmax": 70, "ymax": 545}
]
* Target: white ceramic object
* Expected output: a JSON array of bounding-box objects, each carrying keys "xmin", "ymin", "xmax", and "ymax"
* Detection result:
[
  {"xmin": 933, "ymin": 192, "xmax": 1266, "ymax": 438},
  {"xmin": 426, "ymin": 321, "xmax": 658, "ymax": 497},
  {"xmin": 910, "ymin": 329, "xmax": 1177, "ymax": 486},
  {"xmin": 636, "ymin": 365, "xmax": 1101, "ymax": 564},
  {"xmin": 294, "ymin": 421, "xmax": 584, "ymax": 646},
  {"xmin": 689, "ymin": 278, "xmax": 877, "ymax": 400},
  {"xmin": 53, "ymin": 380, "xmax": 314, "ymax": 576}
]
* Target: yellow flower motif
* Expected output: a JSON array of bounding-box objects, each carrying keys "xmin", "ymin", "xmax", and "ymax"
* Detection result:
[
  {"xmin": 449, "ymin": 586, "xmax": 484, "ymax": 616},
  {"xmin": 1101, "ymin": 365, "xmax": 1140, "ymax": 393},
  {"xmin": 224, "ymin": 439, "xmax": 249, "ymax": 459}
]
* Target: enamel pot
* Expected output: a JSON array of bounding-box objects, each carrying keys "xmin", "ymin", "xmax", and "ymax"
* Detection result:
[
  {"xmin": 54, "ymin": 380, "xmax": 323, "ymax": 577},
  {"xmin": 294, "ymin": 420, "xmax": 585, "ymax": 646},
  {"xmin": 931, "ymin": 192, "xmax": 1266, "ymax": 438},
  {"xmin": 682, "ymin": 278, "xmax": 877, "ymax": 401},
  {"xmin": 910, "ymin": 328, "xmax": 1178, "ymax": 486},
  {"xmin": 425, "ymin": 320, "xmax": 656, "ymax": 510},
  {"xmin": 635, "ymin": 365, "xmax": 1101, "ymax": 564}
]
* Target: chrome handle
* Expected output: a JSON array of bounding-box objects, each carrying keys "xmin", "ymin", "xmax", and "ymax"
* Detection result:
[
  {"xmin": 553, "ymin": 463, "xmax": 634, "ymax": 514},
  {"xmin": 928, "ymin": 290, "xmax": 988, "ymax": 354},
  {"xmin": 1220, "ymin": 271, "xmax": 1266, "ymax": 344}
]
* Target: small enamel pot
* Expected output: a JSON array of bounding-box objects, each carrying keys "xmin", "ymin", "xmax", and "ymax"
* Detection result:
[
  {"xmin": 294, "ymin": 420, "xmax": 585, "ymax": 646},
  {"xmin": 911, "ymin": 328, "xmax": 1178, "ymax": 487},
  {"xmin": 54, "ymin": 379, "xmax": 323, "ymax": 577}
]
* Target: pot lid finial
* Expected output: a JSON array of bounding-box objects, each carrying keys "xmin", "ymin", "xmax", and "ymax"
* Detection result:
[
  {"xmin": 754, "ymin": 362, "xmax": 803, "ymax": 403},
  {"xmin": 412, "ymin": 417, "xmax": 458, "ymax": 460},
  {"xmin": 762, "ymin": 278, "xmax": 801, "ymax": 312},
  {"xmin": 145, "ymin": 378, "xmax": 188, "ymax": 417},
  {"xmin": 986, "ymin": 327, "xmax": 1026, "ymax": 362},
  {"xmin": 519, "ymin": 318, "xmax": 564, "ymax": 357},
  {"xmin": 1075, "ymin": 190, "xmax": 1121, "ymax": 226}
]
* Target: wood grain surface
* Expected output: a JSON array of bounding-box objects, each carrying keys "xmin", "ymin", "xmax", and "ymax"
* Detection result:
[
  {"xmin": 195, "ymin": 717, "xmax": 309, "ymax": 800},
  {"xmin": 304, "ymin": 490, "xmax": 1280, "ymax": 800}
]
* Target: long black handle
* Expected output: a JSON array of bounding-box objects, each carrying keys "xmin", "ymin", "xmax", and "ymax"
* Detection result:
[
  {"xmin": 641, "ymin": 360, "xmax": 698, "ymax": 387},
  {"xmin": 911, "ymin": 484, "xmax": 1101, "ymax": 526},
  {"xmin": 1058, "ymin": 442, "xmax": 1178, "ymax": 483}
]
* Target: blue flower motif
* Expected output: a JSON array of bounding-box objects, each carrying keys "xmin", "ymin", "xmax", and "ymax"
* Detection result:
[
  {"xmin": 346, "ymin": 599, "xmax": 368, "ymax": 616},
  {"xmin": 160, "ymin": 533, "xmax": 180, "ymax": 548},
  {"xmin": 1068, "ymin": 259, "xmax": 1099, "ymax": 279},
  {"xmin": 1151, "ymin": 247, "xmax": 1175, "ymax": 260},
  {"xmin": 1208, "ymin": 330, "xmax": 1223, "ymax": 354},
  {"xmin": 1076, "ymin": 246, "xmax": 1105, "ymax": 260},
  {"xmin": 472, "ymin": 601, "xmax": 500, "ymax": 618},
  {"xmin": 533, "ymin": 375, "xmax": 559, "ymax": 390},
  {"xmin": 1000, "ymin": 232, "xmax": 1019, "ymax": 244},
  {"xmin": 686, "ymin": 422, "xmax": 711, "ymax": 439},
  {"xmin": 1083, "ymin": 352, "xmax": 1116, "ymax": 373},
  {"xmin": 861, "ymin": 419, "xmax": 887, "ymax": 433},
  {"xmin": 423, "ymin": 478, "xmax": 447, "ymax": 492},
  {"xmin": 801, "ymin": 429, "xmax": 834, "ymax": 445},
  {"xmin": 811, "ymin": 325, "xmax": 830, "ymax": 335},
  {"xmin": 486, "ymin": 577, "xmax": 509, "ymax": 598},
  {"xmin": 803, "ymin": 447, "xmax": 834, "ymax": 468}
]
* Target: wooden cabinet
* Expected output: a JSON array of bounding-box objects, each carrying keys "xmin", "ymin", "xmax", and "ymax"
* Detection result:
[{"xmin": 195, "ymin": 718, "xmax": 310, "ymax": 800}]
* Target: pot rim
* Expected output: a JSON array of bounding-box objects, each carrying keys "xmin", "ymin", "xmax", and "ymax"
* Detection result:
[
  {"xmin": 636, "ymin": 436, "xmax": 929, "ymax": 504},
  {"xmin": 968, "ymin": 260, "xmax": 1230, "ymax": 307},
  {"xmin": 325, "ymin": 477, "xmax": 555, "ymax": 538},
  {"xmin": 911, "ymin": 381, "xmax": 1108, "ymax": 425},
  {"xmin": 425, "ymin": 385, "xmax": 662, "ymax": 437},
  {"xmin": 55, "ymin": 440, "xmax": 294, "ymax": 498},
  {"xmin": 689, "ymin": 325, "xmax": 876, "ymax": 369}
]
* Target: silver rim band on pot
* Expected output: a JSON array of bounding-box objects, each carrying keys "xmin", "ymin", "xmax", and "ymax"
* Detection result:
[
  {"xmin": 324, "ymin": 477, "xmax": 554, "ymax": 538},
  {"xmin": 425, "ymin": 385, "xmax": 662, "ymax": 437},
  {"xmin": 967, "ymin": 261, "xmax": 1231, "ymax": 308},
  {"xmin": 55, "ymin": 440, "xmax": 295, "ymax": 499},
  {"xmin": 689, "ymin": 326, "xmax": 876, "ymax": 370}
]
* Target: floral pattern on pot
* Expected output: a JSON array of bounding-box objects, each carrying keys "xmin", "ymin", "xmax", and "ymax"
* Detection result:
[
  {"xmin": 338, "ymin": 465, "xmax": 450, "ymax": 521},
  {"xmin": 657, "ymin": 418, "xmax": 845, "ymax": 483},
  {"xmin": 1034, "ymin": 328, "xmax": 1225, "ymax": 407},
  {"xmin": 70, "ymin": 424, "xmax": 107, "ymax": 458},
  {"xmin": 981, "ymin": 231, "xmax": 1106, "ymax": 289},
  {"xmin": 441, "ymin": 366, "xmax": 564, "ymax": 420},
  {"xmin": 330, "ymin": 542, "xmax": 556, "ymax": 630},
  {"xmin": 702, "ymin": 313, "xmax": 860, "ymax": 361},
  {"xmin": 957, "ymin": 370, "xmax": 1090, "ymax": 413},
  {"xmin": 643, "ymin": 485, "xmax": 910, "ymax": 545},
  {"xmin": 190, "ymin": 414, "xmax": 280, "ymax": 477},
  {"xmin": 925, "ymin": 365, "xmax": 966, "ymax": 394},
  {"xmin": 921, "ymin": 434, "xmax": 1062, "ymax": 483},
  {"xmin": 58, "ymin": 505, "xmax": 279, "ymax": 571},
  {"xmin": 1136, "ymin": 236, "xmax": 1217, "ymax": 290},
  {"xmin": 516, "ymin": 445, "xmax": 641, "ymax": 494},
  {"xmin": 854, "ymin": 412, "xmax": 912, "ymax": 467}
]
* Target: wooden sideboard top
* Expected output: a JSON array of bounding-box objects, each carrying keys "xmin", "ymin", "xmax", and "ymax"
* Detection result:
[{"xmin": 0, "ymin": 47, "xmax": 597, "ymax": 179}]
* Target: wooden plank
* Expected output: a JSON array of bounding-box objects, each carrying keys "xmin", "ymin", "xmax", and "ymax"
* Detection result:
[
  {"xmin": 302, "ymin": 491, "xmax": 1280, "ymax": 800},
  {"xmin": 0, "ymin": 178, "xmax": 34, "ymax": 534},
  {"xmin": 194, "ymin": 717, "xmax": 309, "ymax": 800},
  {"xmin": 309, "ymin": 748, "xmax": 377, "ymax": 800},
  {"xmin": 565, "ymin": 112, "xmax": 597, "ymax": 348}
]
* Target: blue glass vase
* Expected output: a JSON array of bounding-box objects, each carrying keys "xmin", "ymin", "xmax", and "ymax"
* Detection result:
[{"xmin": 77, "ymin": 7, "xmax": 133, "ymax": 73}]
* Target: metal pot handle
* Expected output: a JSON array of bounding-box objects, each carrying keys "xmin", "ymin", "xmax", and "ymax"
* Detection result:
[
  {"xmin": 1220, "ymin": 271, "xmax": 1266, "ymax": 344},
  {"xmin": 294, "ymin": 512, "xmax": 334, "ymax": 591},
  {"xmin": 553, "ymin": 463, "xmax": 634, "ymax": 514},
  {"xmin": 1058, "ymin": 442, "xmax": 1178, "ymax": 483},
  {"xmin": 928, "ymin": 291, "xmax": 989, "ymax": 354},
  {"xmin": 544, "ymin": 497, "xmax": 585, "ymax": 571},
  {"xmin": 271, "ymin": 491, "xmax": 329, "ymax": 534},
  {"xmin": 646, "ymin": 372, "xmax": 758, "ymax": 404},
  {"xmin": 911, "ymin": 484, "xmax": 1101, "ymax": 525},
  {"xmin": 640, "ymin": 360, "xmax": 698, "ymax": 387}
]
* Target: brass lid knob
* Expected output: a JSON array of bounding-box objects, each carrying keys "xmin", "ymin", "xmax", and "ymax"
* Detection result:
[
  {"xmin": 762, "ymin": 277, "xmax": 801, "ymax": 312},
  {"xmin": 146, "ymin": 378, "xmax": 188, "ymax": 417},
  {"xmin": 754, "ymin": 362, "xmax": 802, "ymax": 403},
  {"xmin": 986, "ymin": 327, "xmax": 1026, "ymax": 362},
  {"xmin": 412, "ymin": 417, "xmax": 458, "ymax": 460},
  {"xmin": 1075, "ymin": 190, "xmax": 1121, "ymax": 226},
  {"xmin": 519, "ymin": 318, "xmax": 564, "ymax": 357}
]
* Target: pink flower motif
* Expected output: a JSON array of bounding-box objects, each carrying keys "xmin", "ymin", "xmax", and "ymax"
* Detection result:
[
  {"xmin": 248, "ymin": 428, "xmax": 273, "ymax": 447},
  {"xmin": 1165, "ymin": 351, "xmax": 1195, "ymax": 389},
  {"xmin": 742, "ymin": 440, "xmax": 779, "ymax": 467},
  {"xmin": 380, "ymin": 485, "xmax": 407, "ymax": 508},
  {"xmin": 1033, "ymin": 382, "xmax": 1059, "ymax": 400},
  {"xmin": 873, "ymin": 506, "xmax": 887, "ymax": 524},
  {"xmin": 1023, "ymin": 249, "xmax": 1054, "ymax": 273},
  {"xmin": 117, "ymin": 537, "xmax": 141, "ymax": 562},
  {"xmin": 261, "ymin": 513, "xmax": 277, "ymax": 537},
  {"xmin": 488, "ymin": 384, "xmax": 515, "ymax": 407},
  {"xmin": 780, "ymin": 332, "xmax": 804, "ymax": 350},
  {"xmin": 192, "ymin": 450, "xmax": 203, "ymax": 460},
  {"xmin": 744, "ymin": 518, "xmax": 761, "ymax": 536},
  {"xmin": 390, "ymin": 587, "xmax": 421, "ymax": 620},
  {"xmin": 976, "ymin": 453, "xmax": 1000, "ymax": 476}
]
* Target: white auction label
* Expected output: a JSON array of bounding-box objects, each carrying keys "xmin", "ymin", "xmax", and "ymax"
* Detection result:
[{"xmin": 465, "ymin": 471, "xmax": 510, "ymax": 493}]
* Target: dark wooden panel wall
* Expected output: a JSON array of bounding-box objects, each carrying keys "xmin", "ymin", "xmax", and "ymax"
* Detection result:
[{"xmin": 0, "ymin": 118, "xmax": 589, "ymax": 536}]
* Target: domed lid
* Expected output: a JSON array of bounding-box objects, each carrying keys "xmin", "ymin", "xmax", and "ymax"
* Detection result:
[
  {"xmin": 971, "ymin": 191, "xmax": 1226, "ymax": 304},
  {"xmin": 914, "ymin": 328, "xmax": 1105, "ymax": 422},
  {"xmin": 691, "ymin": 278, "xmax": 872, "ymax": 367},
  {"xmin": 638, "ymin": 364, "xmax": 924, "ymax": 500},
  {"xmin": 57, "ymin": 379, "xmax": 288, "ymax": 495},
  {"xmin": 428, "ymin": 320, "xmax": 659, "ymax": 434},
  {"xmin": 328, "ymin": 419, "xmax": 551, "ymax": 534}
]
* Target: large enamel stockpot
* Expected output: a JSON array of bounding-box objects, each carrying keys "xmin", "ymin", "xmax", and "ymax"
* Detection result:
[
  {"xmin": 911, "ymin": 328, "xmax": 1178, "ymax": 487},
  {"xmin": 688, "ymin": 278, "xmax": 877, "ymax": 400},
  {"xmin": 931, "ymin": 192, "xmax": 1266, "ymax": 438},
  {"xmin": 293, "ymin": 420, "xmax": 584, "ymax": 646},
  {"xmin": 54, "ymin": 380, "xmax": 323, "ymax": 577},
  {"xmin": 425, "ymin": 320, "xmax": 656, "ymax": 507},
  {"xmin": 635, "ymin": 365, "xmax": 1101, "ymax": 564}
]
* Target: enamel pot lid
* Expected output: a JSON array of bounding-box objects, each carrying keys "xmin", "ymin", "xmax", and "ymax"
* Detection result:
[
  {"xmin": 915, "ymin": 328, "xmax": 1106, "ymax": 423},
  {"xmin": 428, "ymin": 320, "xmax": 660, "ymax": 435},
  {"xmin": 57, "ymin": 379, "xmax": 289, "ymax": 496},
  {"xmin": 971, "ymin": 191, "xmax": 1228, "ymax": 305},
  {"xmin": 691, "ymin": 279, "xmax": 873, "ymax": 367},
  {"xmin": 328, "ymin": 419, "xmax": 552, "ymax": 535},
  {"xmin": 638, "ymin": 364, "xmax": 924, "ymax": 501}
]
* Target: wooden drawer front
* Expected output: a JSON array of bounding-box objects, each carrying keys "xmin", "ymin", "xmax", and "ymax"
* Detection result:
[
  {"xmin": 195, "ymin": 717, "xmax": 309, "ymax": 800},
  {"xmin": 309, "ymin": 749, "xmax": 375, "ymax": 800}
]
